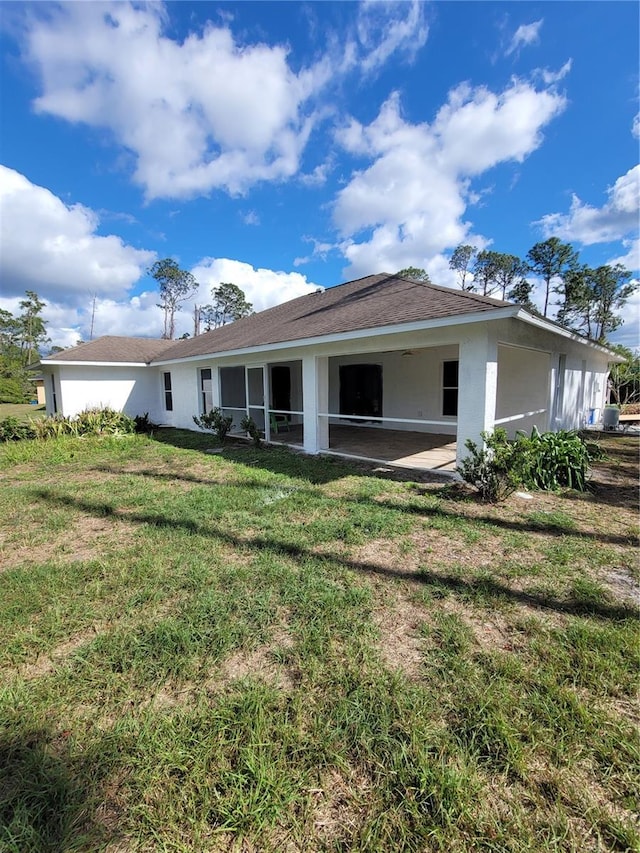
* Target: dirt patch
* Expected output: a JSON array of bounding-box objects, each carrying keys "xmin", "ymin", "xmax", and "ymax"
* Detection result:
[
  {"xmin": 20, "ymin": 622, "xmax": 108, "ymax": 680},
  {"xmin": 217, "ymin": 627, "xmax": 298, "ymax": 692},
  {"xmin": 603, "ymin": 569, "xmax": 640, "ymax": 606},
  {"xmin": 0, "ymin": 514, "xmax": 136, "ymax": 572},
  {"xmin": 312, "ymin": 768, "xmax": 375, "ymax": 846},
  {"xmin": 373, "ymin": 596, "xmax": 429, "ymax": 678}
]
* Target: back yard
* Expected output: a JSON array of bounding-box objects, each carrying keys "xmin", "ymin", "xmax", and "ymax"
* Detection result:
[{"xmin": 0, "ymin": 429, "xmax": 638, "ymax": 852}]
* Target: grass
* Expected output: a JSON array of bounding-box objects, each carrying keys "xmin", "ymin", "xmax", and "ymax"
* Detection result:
[
  {"xmin": 0, "ymin": 403, "xmax": 47, "ymax": 422},
  {"xmin": 0, "ymin": 430, "xmax": 638, "ymax": 852}
]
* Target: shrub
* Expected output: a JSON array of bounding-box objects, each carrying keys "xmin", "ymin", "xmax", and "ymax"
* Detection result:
[
  {"xmin": 240, "ymin": 415, "xmax": 263, "ymax": 448},
  {"xmin": 134, "ymin": 412, "xmax": 158, "ymax": 434},
  {"xmin": 0, "ymin": 416, "xmax": 36, "ymax": 442},
  {"xmin": 515, "ymin": 427, "xmax": 592, "ymax": 491},
  {"xmin": 193, "ymin": 408, "xmax": 233, "ymax": 444},
  {"xmin": 457, "ymin": 428, "xmax": 522, "ymax": 502}
]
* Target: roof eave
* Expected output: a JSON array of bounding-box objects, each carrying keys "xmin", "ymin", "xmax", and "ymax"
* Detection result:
[
  {"xmin": 514, "ymin": 309, "xmax": 626, "ymax": 361},
  {"xmin": 41, "ymin": 359, "xmax": 151, "ymax": 367}
]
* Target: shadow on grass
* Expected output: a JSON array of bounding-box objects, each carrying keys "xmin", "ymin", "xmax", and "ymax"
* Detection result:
[
  {"xmin": 0, "ymin": 730, "xmax": 117, "ymax": 852},
  {"xmin": 32, "ymin": 487, "xmax": 639, "ymax": 623},
  {"xmin": 87, "ymin": 461, "xmax": 637, "ymax": 548}
]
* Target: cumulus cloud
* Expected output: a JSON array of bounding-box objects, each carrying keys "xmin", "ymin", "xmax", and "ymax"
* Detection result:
[
  {"xmin": 189, "ymin": 259, "xmax": 320, "ymax": 322},
  {"xmin": 537, "ymin": 165, "xmax": 640, "ymax": 249},
  {"xmin": 632, "ymin": 113, "xmax": 640, "ymax": 139},
  {"xmin": 23, "ymin": 2, "xmax": 329, "ymax": 199},
  {"xmin": 0, "ymin": 165, "xmax": 155, "ymax": 302},
  {"xmin": 332, "ymin": 80, "xmax": 566, "ymax": 278},
  {"xmin": 506, "ymin": 20, "xmax": 543, "ymax": 56},
  {"xmin": 20, "ymin": 1, "xmax": 428, "ymax": 201}
]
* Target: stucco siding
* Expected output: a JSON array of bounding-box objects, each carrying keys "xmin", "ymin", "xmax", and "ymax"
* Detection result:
[
  {"xmin": 54, "ymin": 365, "xmax": 161, "ymax": 421},
  {"xmin": 496, "ymin": 345, "xmax": 551, "ymax": 436},
  {"xmin": 328, "ymin": 345, "xmax": 459, "ymax": 435}
]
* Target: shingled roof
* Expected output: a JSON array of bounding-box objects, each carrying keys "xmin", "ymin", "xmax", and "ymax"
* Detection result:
[
  {"xmin": 47, "ymin": 336, "xmax": 176, "ymax": 364},
  {"xmin": 46, "ymin": 274, "xmax": 513, "ymax": 365},
  {"xmin": 156, "ymin": 273, "xmax": 512, "ymax": 362}
]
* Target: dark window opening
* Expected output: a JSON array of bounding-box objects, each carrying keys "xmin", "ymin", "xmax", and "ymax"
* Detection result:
[
  {"xmin": 339, "ymin": 364, "xmax": 382, "ymax": 420},
  {"xmin": 50, "ymin": 374, "xmax": 58, "ymax": 414},
  {"xmin": 442, "ymin": 360, "xmax": 458, "ymax": 417},
  {"xmin": 163, "ymin": 371, "xmax": 173, "ymax": 411},
  {"xmin": 271, "ymin": 365, "xmax": 291, "ymax": 412}
]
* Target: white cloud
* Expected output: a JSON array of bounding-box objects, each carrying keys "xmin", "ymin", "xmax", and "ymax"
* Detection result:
[
  {"xmin": 242, "ymin": 210, "xmax": 260, "ymax": 226},
  {"xmin": 538, "ymin": 59, "xmax": 572, "ymax": 86},
  {"xmin": 506, "ymin": 20, "xmax": 543, "ymax": 56},
  {"xmin": 188, "ymin": 258, "xmax": 321, "ymax": 323},
  {"xmin": 20, "ymin": 1, "xmax": 428, "ymax": 201},
  {"xmin": 332, "ymin": 80, "xmax": 566, "ymax": 278},
  {"xmin": 355, "ymin": 0, "xmax": 428, "ymax": 74},
  {"xmin": 537, "ymin": 165, "xmax": 640, "ymax": 250},
  {"xmin": 0, "ymin": 165, "xmax": 155, "ymax": 302},
  {"xmin": 607, "ymin": 237, "xmax": 640, "ymax": 273},
  {"xmin": 24, "ymin": 2, "xmax": 330, "ymax": 199},
  {"xmin": 632, "ymin": 113, "xmax": 640, "ymax": 140}
]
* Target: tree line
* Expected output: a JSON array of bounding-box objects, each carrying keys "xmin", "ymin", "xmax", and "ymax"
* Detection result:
[{"xmin": 447, "ymin": 238, "xmax": 636, "ymax": 345}]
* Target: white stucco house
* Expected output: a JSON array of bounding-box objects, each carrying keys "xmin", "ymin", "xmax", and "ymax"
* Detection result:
[{"xmin": 41, "ymin": 273, "xmax": 619, "ymax": 471}]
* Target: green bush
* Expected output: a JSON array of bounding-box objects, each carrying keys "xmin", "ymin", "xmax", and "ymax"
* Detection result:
[
  {"xmin": 74, "ymin": 407, "xmax": 135, "ymax": 436},
  {"xmin": 0, "ymin": 416, "xmax": 36, "ymax": 442},
  {"xmin": 193, "ymin": 408, "xmax": 233, "ymax": 444},
  {"xmin": 458, "ymin": 427, "xmax": 595, "ymax": 501},
  {"xmin": 134, "ymin": 412, "xmax": 158, "ymax": 434},
  {"xmin": 240, "ymin": 415, "xmax": 263, "ymax": 448},
  {"xmin": 1, "ymin": 407, "xmax": 137, "ymax": 442},
  {"xmin": 0, "ymin": 378, "xmax": 27, "ymax": 404},
  {"xmin": 515, "ymin": 427, "xmax": 592, "ymax": 491},
  {"xmin": 457, "ymin": 428, "xmax": 522, "ymax": 502}
]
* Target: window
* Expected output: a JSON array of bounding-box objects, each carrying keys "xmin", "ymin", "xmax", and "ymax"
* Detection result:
[
  {"xmin": 50, "ymin": 374, "xmax": 58, "ymax": 414},
  {"xmin": 200, "ymin": 368, "xmax": 212, "ymax": 413},
  {"xmin": 442, "ymin": 360, "xmax": 458, "ymax": 417},
  {"xmin": 163, "ymin": 372, "xmax": 173, "ymax": 411}
]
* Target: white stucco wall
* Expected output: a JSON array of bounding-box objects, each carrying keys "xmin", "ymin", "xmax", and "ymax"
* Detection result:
[
  {"xmin": 496, "ymin": 345, "xmax": 551, "ymax": 436},
  {"xmin": 493, "ymin": 318, "xmax": 611, "ymax": 430},
  {"xmin": 327, "ymin": 345, "xmax": 459, "ymax": 434},
  {"xmin": 48, "ymin": 365, "xmax": 163, "ymax": 421}
]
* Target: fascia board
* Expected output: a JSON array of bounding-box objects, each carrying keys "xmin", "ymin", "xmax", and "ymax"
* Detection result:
[{"xmin": 41, "ymin": 360, "xmax": 150, "ymax": 367}]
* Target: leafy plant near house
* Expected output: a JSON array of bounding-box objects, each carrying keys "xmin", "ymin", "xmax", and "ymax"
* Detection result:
[
  {"xmin": 0, "ymin": 416, "xmax": 36, "ymax": 442},
  {"xmin": 0, "ymin": 407, "xmax": 136, "ymax": 442},
  {"xmin": 459, "ymin": 426, "xmax": 596, "ymax": 500},
  {"xmin": 457, "ymin": 428, "xmax": 522, "ymax": 502},
  {"xmin": 134, "ymin": 412, "xmax": 158, "ymax": 434},
  {"xmin": 515, "ymin": 427, "xmax": 594, "ymax": 492},
  {"xmin": 240, "ymin": 415, "xmax": 263, "ymax": 448},
  {"xmin": 192, "ymin": 407, "xmax": 234, "ymax": 444}
]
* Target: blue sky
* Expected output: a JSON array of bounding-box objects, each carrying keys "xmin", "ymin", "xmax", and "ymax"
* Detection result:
[{"xmin": 1, "ymin": 1, "xmax": 638, "ymax": 348}]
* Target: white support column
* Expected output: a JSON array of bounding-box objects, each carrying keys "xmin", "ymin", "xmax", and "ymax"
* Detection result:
[
  {"xmin": 456, "ymin": 327, "xmax": 498, "ymax": 468},
  {"xmin": 302, "ymin": 355, "xmax": 329, "ymax": 454}
]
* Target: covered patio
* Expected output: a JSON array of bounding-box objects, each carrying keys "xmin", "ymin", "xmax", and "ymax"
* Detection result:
[{"xmin": 267, "ymin": 423, "xmax": 457, "ymax": 473}]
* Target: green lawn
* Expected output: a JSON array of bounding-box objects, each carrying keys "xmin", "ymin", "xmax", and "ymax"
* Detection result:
[
  {"xmin": 0, "ymin": 430, "xmax": 638, "ymax": 852},
  {"xmin": 0, "ymin": 402, "xmax": 47, "ymax": 421}
]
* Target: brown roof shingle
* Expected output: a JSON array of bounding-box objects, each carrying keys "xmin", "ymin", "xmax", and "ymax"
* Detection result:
[
  {"xmin": 157, "ymin": 273, "xmax": 511, "ymax": 362},
  {"xmin": 45, "ymin": 274, "xmax": 513, "ymax": 365},
  {"xmin": 45, "ymin": 336, "xmax": 176, "ymax": 364}
]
